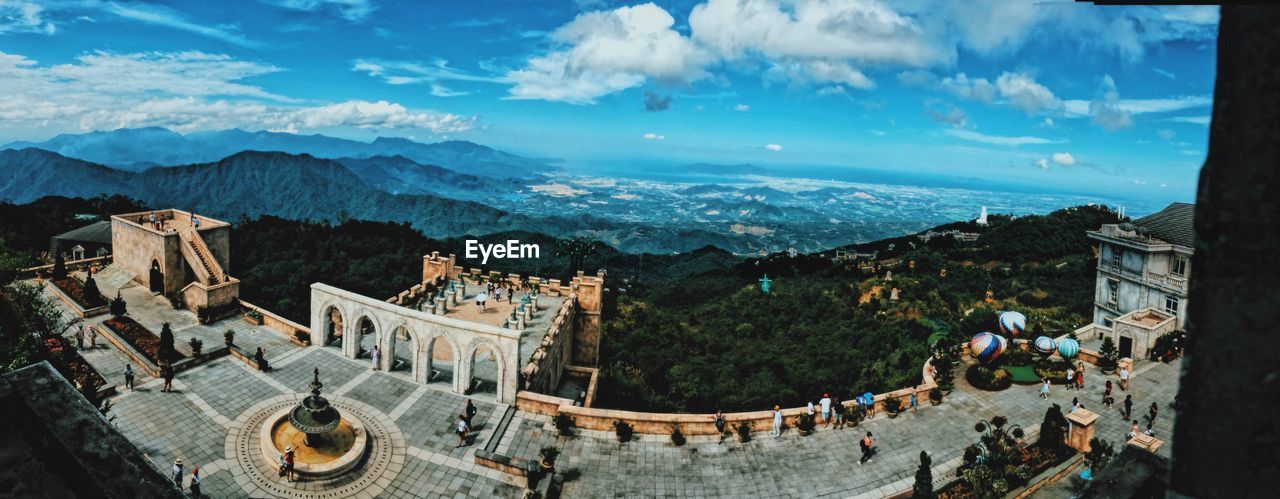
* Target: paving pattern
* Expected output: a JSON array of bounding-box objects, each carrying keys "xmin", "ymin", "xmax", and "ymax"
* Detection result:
[{"xmin": 62, "ymin": 286, "xmax": 1181, "ymax": 498}]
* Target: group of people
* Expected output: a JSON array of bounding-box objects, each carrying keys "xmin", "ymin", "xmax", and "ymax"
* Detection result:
[
  {"xmin": 170, "ymin": 458, "xmax": 202, "ymax": 497},
  {"xmin": 455, "ymin": 399, "xmax": 479, "ymax": 448},
  {"xmin": 475, "ymin": 281, "xmax": 520, "ymax": 310},
  {"xmin": 1035, "ymin": 358, "xmax": 1166, "ymax": 445},
  {"xmin": 74, "ymin": 323, "xmax": 98, "ymax": 350}
]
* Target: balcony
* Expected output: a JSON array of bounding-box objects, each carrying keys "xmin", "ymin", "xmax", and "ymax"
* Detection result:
[{"xmin": 1097, "ymin": 263, "xmax": 1187, "ymax": 294}]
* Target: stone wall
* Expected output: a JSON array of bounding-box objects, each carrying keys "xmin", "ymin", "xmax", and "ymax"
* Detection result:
[
  {"xmin": 569, "ymin": 270, "xmax": 605, "ymax": 365},
  {"xmin": 110, "ymin": 216, "xmax": 184, "ymax": 293},
  {"xmin": 239, "ymin": 300, "xmax": 311, "ymax": 345},
  {"xmin": 180, "ymin": 278, "xmax": 241, "ymax": 313},
  {"xmin": 521, "ymin": 298, "xmax": 576, "ymax": 394}
]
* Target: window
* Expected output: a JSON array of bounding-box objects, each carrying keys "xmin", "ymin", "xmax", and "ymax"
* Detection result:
[
  {"xmin": 1165, "ymin": 295, "xmax": 1180, "ymax": 315},
  {"xmin": 1110, "ymin": 247, "xmax": 1122, "ymax": 268},
  {"xmin": 1107, "ymin": 279, "xmax": 1119, "ymax": 306},
  {"xmin": 1171, "ymin": 255, "xmax": 1188, "ymax": 277}
]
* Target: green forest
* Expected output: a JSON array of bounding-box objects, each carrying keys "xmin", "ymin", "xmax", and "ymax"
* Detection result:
[{"xmin": 595, "ymin": 205, "xmax": 1118, "ymax": 412}]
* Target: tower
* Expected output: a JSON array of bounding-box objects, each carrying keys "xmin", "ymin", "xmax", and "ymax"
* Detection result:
[{"xmin": 976, "ymin": 206, "xmax": 989, "ymax": 226}]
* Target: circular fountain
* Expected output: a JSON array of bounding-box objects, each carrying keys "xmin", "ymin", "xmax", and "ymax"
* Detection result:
[{"xmin": 258, "ymin": 368, "xmax": 370, "ymax": 477}]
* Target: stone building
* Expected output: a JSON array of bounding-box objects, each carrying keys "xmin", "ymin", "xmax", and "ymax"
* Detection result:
[
  {"xmin": 109, "ymin": 209, "xmax": 239, "ymax": 312},
  {"xmin": 51, "ymin": 219, "xmax": 112, "ymax": 261},
  {"xmin": 1084, "ymin": 202, "xmax": 1193, "ymax": 358}
]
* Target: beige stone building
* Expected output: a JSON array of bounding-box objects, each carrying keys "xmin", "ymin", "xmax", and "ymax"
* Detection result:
[{"xmin": 109, "ymin": 209, "xmax": 240, "ymax": 313}]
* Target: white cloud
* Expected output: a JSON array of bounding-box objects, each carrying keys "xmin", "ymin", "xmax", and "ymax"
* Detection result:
[
  {"xmin": 1036, "ymin": 158, "xmax": 1049, "ymax": 170},
  {"xmin": 1063, "ymin": 95, "xmax": 1212, "ymax": 118},
  {"xmin": 816, "ymin": 85, "xmax": 846, "ymax": 96},
  {"xmin": 944, "ymin": 129, "xmax": 1056, "ymax": 146},
  {"xmin": 897, "ymin": 69, "xmax": 937, "ymax": 87},
  {"xmin": 734, "ymin": 103, "xmax": 750, "ymax": 112},
  {"xmin": 266, "ymin": 0, "xmax": 375, "ymax": 21},
  {"xmin": 0, "ymin": 1, "xmax": 55, "ymax": 34},
  {"xmin": 765, "ymin": 60, "xmax": 875, "ymax": 90},
  {"xmin": 1154, "ymin": 68, "xmax": 1176, "ymax": 79},
  {"xmin": 940, "ymin": 73, "xmax": 995, "ymax": 103},
  {"xmin": 352, "ymin": 58, "xmax": 506, "ymax": 86},
  {"xmin": 765, "ymin": 143, "xmax": 783, "ymax": 151},
  {"xmin": 1051, "ymin": 152, "xmax": 1075, "ymax": 166},
  {"xmin": 505, "ymin": 3, "xmax": 711, "ymax": 104},
  {"xmin": 1087, "ymin": 75, "xmax": 1133, "ymax": 131},
  {"xmin": 869, "ymin": 130, "xmax": 886, "ymax": 136},
  {"xmin": 642, "ymin": 132, "xmax": 665, "ymax": 140},
  {"xmin": 995, "ymin": 72, "xmax": 1061, "ymax": 115},
  {"xmin": 1157, "ymin": 129, "xmax": 1176, "ymax": 141},
  {"xmin": 1166, "ymin": 115, "xmax": 1210, "ymax": 126},
  {"xmin": 925, "ymin": 101, "xmax": 969, "ymax": 129},
  {"xmin": 0, "ymin": 49, "xmax": 475, "ymax": 134},
  {"xmin": 99, "ymin": 2, "xmax": 258, "ymax": 47},
  {"xmin": 429, "ymin": 84, "xmax": 469, "ymax": 97}
]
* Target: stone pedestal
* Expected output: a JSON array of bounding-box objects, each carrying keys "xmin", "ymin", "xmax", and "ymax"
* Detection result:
[
  {"xmin": 1067, "ymin": 408, "xmax": 1099, "ymax": 452},
  {"xmin": 1126, "ymin": 433, "xmax": 1164, "ymax": 453}
]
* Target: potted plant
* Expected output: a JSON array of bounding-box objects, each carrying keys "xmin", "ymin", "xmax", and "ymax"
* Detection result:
[
  {"xmin": 613, "ymin": 420, "xmax": 633, "ymax": 443},
  {"xmin": 884, "ymin": 397, "xmax": 903, "ymax": 418},
  {"xmin": 735, "ymin": 421, "xmax": 753, "ymax": 443},
  {"xmin": 189, "ymin": 337, "xmax": 203, "ymax": 356},
  {"xmin": 796, "ymin": 412, "xmax": 816, "ymax": 436},
  {"xmin": 224, "ymin": 329, "xmax": 235, "ymax": 347},
  {"xmin": 553, "ymin": 412, "xmax": 576, "ymax": 436},
  {"xmin": 670, "ymin": 425, "xmax": 686, "ymax": 446},
  {"xmin": 538, "ymin": 446, "xmax": 559, "ymax": 472},
  {"xmin": 929, "ymin": 388, "xmax": 943, "ymax": 406},
  {"xmin": 244, "ymin": 309, "xmax": 264, "ymax": 325}
]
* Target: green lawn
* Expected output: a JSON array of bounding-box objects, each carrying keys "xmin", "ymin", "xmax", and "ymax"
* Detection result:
[{"xmin": 1004, "ymin": 364, "xmax": 1041, "ymax": 384}]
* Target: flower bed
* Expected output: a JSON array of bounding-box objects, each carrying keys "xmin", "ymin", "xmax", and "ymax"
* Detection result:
[
  {"xmin": 103, "ymin": 316, "xmax": 186, "ymax": 365},
  {"xmin": 965, "ymin": 364, "xmax": 1012, "ymax": 391},
  {"xmin": 1033, "ymin": 359, "xmax": 1072, "ymax": 384},
  {"xmin": 937, "ymin": 444, "xmax": 1076, "ymax": 498},
  {"xmin": 41, "ymin": 336, "xmax": 107, "ymax": 392},
  {"xmin": 51, "ymin": 276, "xmax": 107, "ymax": 309}
]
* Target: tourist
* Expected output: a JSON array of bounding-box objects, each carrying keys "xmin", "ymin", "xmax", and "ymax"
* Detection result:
[
  {"xmin": 455, "ymin": 414, "xmax": 470, "ymax": 448},
  {"xmin": 1076, "ymin": 364, "xmax": 1085, "ymax": 390},
  {"xmin": 190, "ymin": 467, "xmax": 201, "ymax": 497},
  {"xmin": 1148, "ymin": 402, "xmax": 1159, "ymax": 423},
  {"xmin": 277, "ymin": 451, "xmax": 288, "ymax": 478},
  {"xmin": 171, "ymin": 458, "xmax": 183, "ymax": 488},
  {"xmin": 370, "ymin": 345, "xmax": 381, "ymax": 371},
  {"xmin": 124, "ymin": 364, "xmax": 134, "ymax": 391},
  {"xmin": 88, "ymin": 325, "xmax": 97, "ymax": 349},
  {"xmin": 772, "ymin": 405, "xmax": 783, "ymax": 438},
  {"xmin": 465, "ymin": 399, "xmax": 478, "ymax": 427},
  {"xmin": 1129, "ymin": 420, "xmax": 1140, "ymax": 439},
  {"xmin": 819, "ymin": 393, "xmax": 832, "ymax": 428},
  {"xmin": 254, "ymin": 347, "xmax": 271, "ymax": 372},
  {"xmin": 507, "ymin": 287, "xmax": 514, "ymax": 303},
  {"xmin": 832, "ymin": 396, "xmax": 845, "ymax": 428},
  {"xmin": 909, "ymin": 389, "xmax": 918, "ymax": 411},
  {"xmin": 1072, "ymin": 397, "xmax": 1080, "ymax": 412},
  {"xmin": 285, "ymin": 447, "xmax": 296, "ymax": 481},
  {"xmin": 1145, "ymin": 421, "xmax": 1155, "ymax": 437},
  {"xmin": 192, "ymin": 215, "xmax": 201, "ymax": 229},
  {"xmin": 1119, "ymin": 366, "xmax": 1130, "ymax": 391},
  {"xmin": 714, "ymin": 409, "xmax": 727, "ymax": 444},
  {"xmin": 1039, "ymin": 377, "xmax": 1051, "ymax": 399},
  {"xmin": 1123, "ymin": 395, "xmax": 1134, "ymax": 419},
  {"xmin": 1104, "ymin": 380, "xmax": 1113, "ymax": 400},
  {"xmin": 1065, "ymin": 367, "xmax": 1075, "ymax": 390},
  {"xmin": 859, "ymin": 432, "xmax": 875, "ymax": 465},
  {"xmin": 863, "ymin": 393, "xmax": 876, "ymax": 419},
  {"xmin": 1103, "ymin": 394, "xmax": 1114, "ymax": 409},
  {"xmin": 161, "ymin": 362, "xmax": 174, "ymax": 392},
  {"xmin": 149, "ymin": 212, "xmax": 157, "ymax": 230},
  {"xmin": 75, "ymin": 325, "xmax": 84, "ymax": 349}
]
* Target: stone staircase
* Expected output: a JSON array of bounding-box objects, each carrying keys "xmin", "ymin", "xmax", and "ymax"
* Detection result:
[{"xmin": 178, "ymin": 227, "xmax": 225, "ymax": 285}]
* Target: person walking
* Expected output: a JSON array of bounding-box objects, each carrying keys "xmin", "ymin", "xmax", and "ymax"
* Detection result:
[
  {"xmin": 1065, "ymin": 367, "xmax": 1075, "ymax": 390},
  {"xmin": 370, "ymin": 345, "xmax": 380, "ymax": 371},
  {"xmin": 1147, "ymin": 402, "xmax": 1159, "ymax": 424},
  {"xmin": 819, "ymin": 393, "xmax": 832, "ymax": 428},
  {"xmin": 859, "ymin": 432, "xmax": 875, "ymax": 465},
  {"xmin": 1119, "ymin": 366, "xmax": 1130, "ymax": 391},
  {"xmin": 1076, "ymin": 365, "xmax": 1085, "ymax": 390},
  {"xmin": 1104, "ymin": 380, "xmax": 1113, "ymax": 400},
  {"xmin": 454, "ymin": 414, "xmax": 470, "ymax": 448},
  {"xmin": 171, "ymin": 458, "xmax": 183, "ymax": 488},
  {"xmin": 123, "ymin": 364, "xmax": 135, "ymax": 391},
  {"xmin": 1123, "ymin": 395, "xmax": 1134, "ymax": 419},
  {"xmin": 771, "ymin": 405, "xmax": 783, "ymax": 438},
  {"xmin": 161, "ymin": 362, "xmax": 174, "ymax": 392},
  {"xmin": 714, "ymin": 409, "xmax": 727, "ymax": 444},
  {"xmin": 88, "ymin": 325, "xmax": 97, "ymax": 349},
  {"xmin": 507, "ymin": 287, "xmax": 514, "ymax": 303},
  {"xmin": 75, "ymin": 325, "xmax": 84, "ymax": 349},
  {"xmin": 1040, "ymin": 377, "xmax": 1051, "ymax": 399},
  {"xmin": 465, "ymin": 399, "xmax": 478, "ymax": 427},
  {"xmin": 190, "ymin": 467, "xmax": 201, "ymax": 498},
  {"xmin": 149, "ymin": 211, "xmax": 157, "ymax": 230}
]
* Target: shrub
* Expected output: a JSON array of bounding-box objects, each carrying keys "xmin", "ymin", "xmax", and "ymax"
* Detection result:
[
  {"xmin": 913, "ymin": 451, "xmax": 935, "ymax": 499},
  {"xmin": 613, "ymin": 420, "xmax": 634, "ymax": 443},
  {"xmin": 166, "ymin": 292, "xmax": 183, "ymax": 309},
  {"xmin": 1099, "ymin": 336, "xmax": 1120, "ymax": 369},
  {"xmin": 52, "ymin": 254, "xmax": 67, "ymax": 279},
  {"xmin": 188, "ymin": 337, "xmax": 203, "ymax": 356},
  {"xmin": 1085, "ymin": 438, "xmax": 1115, "ymax": 474},
  {"xmin": 670, "ymin": 425, "xmax": 686, "ymax": 446},
  {"xmin": 735, "ymin": 421, "xmax": 752, "ymax": 442},
  {"xmin": 1002, "ymin": 349, "xmax": 1033, "ymax": 367},
  {"xmin": 82, "ymin": 274, "xmax": 102, "ymax": 303},
  {"xmin": 538, "ymin": 446, "xmax": 560, "ymax": 467},
  {"xmin": 224, "ymin": 329, "xmax": 235, "ymax": 345},
  {"xmin": 796, "ymin": 413, "xmax": 815, "ymax": 435},
  {"xmin": 965, "ymin": 364, "xmax": 1012, "ymax": 391},
  {"xmin": 884, "ymin": 397, "xmax": 903, "ymax": 414},
  {"xmin": 929, "ymin": 388, "xmax": 942, "ymax": 404},
  {"xmin": 109, "ymin": 292, "xmax": 127, "ymax": 317},
  {"xmin": 159, "ymin": 322, "xmax": 175, "ymax": 357},
  {"xmin": 553, "ymin": 412, "xmax": 576, "ymax": 436},
  {"xmin": 1037, "ymin": 404, "xmax": 1069, "ymax": 451}
]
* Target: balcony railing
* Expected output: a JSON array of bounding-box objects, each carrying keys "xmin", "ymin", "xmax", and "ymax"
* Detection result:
[{"xmin": 1098, "ymin": 263, "xmax": 1187, "ymax": 293}]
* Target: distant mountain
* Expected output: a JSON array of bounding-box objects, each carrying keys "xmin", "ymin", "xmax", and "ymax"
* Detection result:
[
  {"xmin": 682, "ymin": 163, "xmax": 769, "ymax": 175},
  {"xmin": 0, "ymin": 149, "xmax": 134, "ymax": 202},
  {"xmin": 2, "ymin": 127, "xmax": 556, "ymax": 179},
  {"xmin": 334, "ymin": 155, "xmax": 523, "ymax": 201}
]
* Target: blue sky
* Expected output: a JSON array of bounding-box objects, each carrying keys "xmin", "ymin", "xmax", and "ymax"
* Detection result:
[{"xmin": 0, "ymin": 0, "xmax": 1217, "ymax": 202}]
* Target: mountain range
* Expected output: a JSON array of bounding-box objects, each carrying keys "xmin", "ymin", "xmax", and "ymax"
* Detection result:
[{"xmin": 1, "ymin": 127, "xmax": 556, "ymax": 179}]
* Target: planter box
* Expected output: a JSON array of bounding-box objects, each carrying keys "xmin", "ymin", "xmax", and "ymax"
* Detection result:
[
  {"xmin": 45, "ymin": 280, "xmax": 110, "ymax": 319},
  {"xmin": 243, "ymin": 314, "xmax": 263, "ymax": 326}
]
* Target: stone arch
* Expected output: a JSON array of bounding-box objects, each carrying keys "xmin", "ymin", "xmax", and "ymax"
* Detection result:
[
  {"xmin": 416, "ymin": 329, "xmax": 460, "ymax": 389},
  {"xmin": 463, "ymin": 338, "xmax": 506, "ymax": 401},
  {"xmin": 381, "ymin": 320, "xmax": 417, "ymax": 375},
  {"xmin": 318, "ymin": 301, "xmax": 347, "ymax": 348},
  {"xmin": 350, "ymin": 310, "xmax": 382, "ymax": 360}
]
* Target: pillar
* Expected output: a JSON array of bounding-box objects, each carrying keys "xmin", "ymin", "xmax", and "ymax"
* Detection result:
[{"xmin": 1066, "ymin": 408, "xmax": 1098, "ymax": 453}]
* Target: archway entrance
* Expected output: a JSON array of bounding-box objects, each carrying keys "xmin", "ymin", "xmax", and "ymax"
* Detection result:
[
  {"xmin": 149, "ymin": 259, "xmax": 164, "ymax": 294},
  {"xmin": 325, "ymin": 307, "xmax": 344, "ymax": 347},
  {"xmin": 357, "ymin": 316, "xmax": 378, "ymax": 359},
  {"xmin": 424, "ymin": 336, "xmax": 455, "ymax": 386},
  {"xmin": 468, "ymin": 344, "xmax": 498, "ymax": 395},
  {"xmin": 389, "ymin": 325, "xmax": 413, "ymax": 373}
]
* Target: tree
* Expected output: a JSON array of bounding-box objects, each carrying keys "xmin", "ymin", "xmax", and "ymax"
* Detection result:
[
  {"xmin": 1038, "ymin": 404, "xmax": 1069, "ymax": 451},
  {"xmin": 83, "ymin": 273, "xmax": 102, "ymax": 303},
  {"xmin": 913, "ymin": 451, "xmax": 935, "ymax": 499},
  {"xmin": 4, "ymin": 282, "xmax": 80, "ymax": 339},
  {"xmin": 1085, "ymin": 437, "xmax": 1115, "ymax": 474},
  {"xmin": 1099, "ymin": 336, "xmax": 1120, "ymax": 369},
  {"xmin": 554, "ymin": 236, "xmax": 603, "ymax": 274},
  {"xmin": 52, "ymin": 253, "xmax": 67, "ymax": 279},
  {"xmin": 109, "ymin": 292, "xmax": 127, "ymax": 318},
  {"xmin": 159, "ymin": 322, "xmax": 174, "ymax": 358}
]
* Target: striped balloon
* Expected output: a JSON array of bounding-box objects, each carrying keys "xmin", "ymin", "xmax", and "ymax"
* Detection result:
[
  {"xmin": 1034, "ymin": 336, "xmax": 1056, "ymax": 356},
  {"xmin": 999, "ymin": 311, "xmax": 1027, "ymax": 337},
  {"xmin": 970, "ymin": 332, "xmax": 1008, "ymax": 364},
  {"xmin": 1057, "ymin": 338, "xmax": 1080, "ymax": 360}
]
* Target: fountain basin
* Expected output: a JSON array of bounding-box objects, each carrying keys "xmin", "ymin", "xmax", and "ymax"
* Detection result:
[{"xmin": 257, "ymin": 406, "xmax": 369, "ymax": 477}]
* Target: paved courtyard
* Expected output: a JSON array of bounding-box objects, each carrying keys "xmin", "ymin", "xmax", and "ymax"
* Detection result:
[{"xmin": 54, "ymin": 282, "xmax": 1181, "ymax": 498}]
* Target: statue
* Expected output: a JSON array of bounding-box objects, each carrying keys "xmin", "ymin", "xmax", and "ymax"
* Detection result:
[
  {"xmin": 759, "ymin": 274, "xmax": 773, "ymax": 293},
  {"xmin": 885, "ymin": 270, "xmax": 893, "ymax": 282}
]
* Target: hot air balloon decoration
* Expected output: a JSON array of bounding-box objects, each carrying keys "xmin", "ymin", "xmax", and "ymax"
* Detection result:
[
  {"xmin": 1057, "ymin": 338, "xmax": 1080, "ymax": 360},
  {"xmin": 970, "ymin": 332, "xmax": 1008, "ymax": 364},
  {"xmin": 1034, "ymin": 336, "xmax": 1056, "ymax": 357},
  {"xmin": 998, "ymin": 311, "xmax": 1027, "ymax": 337}
]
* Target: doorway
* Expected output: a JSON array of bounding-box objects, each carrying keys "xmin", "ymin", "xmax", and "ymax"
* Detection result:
[
  {"xmin": 149, "ymin": 260, "xmax": 164, "ymax": 294},
  {"xmin": 1119, "ymin": 336, "xmax": 1133, "ymax": 359}
]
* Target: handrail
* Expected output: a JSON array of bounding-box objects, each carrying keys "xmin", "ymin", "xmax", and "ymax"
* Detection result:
[
  {"xmin": 179, "ymin": 226, "xmax": 225, "ymax": 284},
  {"xmin": 177, "ymin": 235, "xmax": 214, "ymax": 285}
]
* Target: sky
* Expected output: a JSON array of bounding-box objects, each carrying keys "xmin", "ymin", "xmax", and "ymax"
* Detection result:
[{"xmin": 0, "ymin": 0, "xmax": 1218, "ymax": 202}]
